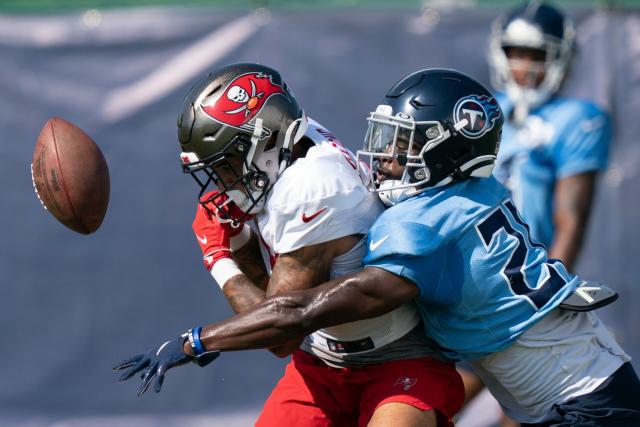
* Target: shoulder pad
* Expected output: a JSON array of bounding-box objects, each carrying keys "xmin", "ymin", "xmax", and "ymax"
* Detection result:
[{"xmin": 365, "ymin": 218, "xmax": 443, "ymax": 262}]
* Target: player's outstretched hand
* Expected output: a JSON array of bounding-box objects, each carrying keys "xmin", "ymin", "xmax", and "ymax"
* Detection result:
[{"xmin": 113, "ymin": 335, "xmax": 220, "ymax": 396}]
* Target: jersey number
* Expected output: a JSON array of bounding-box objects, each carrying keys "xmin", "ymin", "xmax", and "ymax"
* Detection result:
[{"xmin": 476, "ymin": 201, "xmax": 568, "ymax": 310}]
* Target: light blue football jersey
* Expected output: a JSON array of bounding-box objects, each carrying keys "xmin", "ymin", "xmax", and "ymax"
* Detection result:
[
  {"xmin": 492, "ymin": 94, "xmax": 611, "ymax": 247},
  {"xmin": 363, "ymin": 176, "xmax": 581, "ymax": 360}
]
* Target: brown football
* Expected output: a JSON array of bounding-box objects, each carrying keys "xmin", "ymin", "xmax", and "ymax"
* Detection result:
[{"xmin": 31, "ymin": 117, "xmax": 110, "ymax": 234}]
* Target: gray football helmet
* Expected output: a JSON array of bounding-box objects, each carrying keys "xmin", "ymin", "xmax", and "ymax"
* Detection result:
[{"xmin": 178, "ymin": 63, "xmax": 307, "ymax": 223}]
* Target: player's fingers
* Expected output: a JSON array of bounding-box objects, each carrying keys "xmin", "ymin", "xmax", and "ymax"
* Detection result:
[
  {"xmin": 113, "ymin": 354, "xmax": 144, "ymax": 371},
  {"xmin": 117, "ymin": 357, "xmax": 150, "ymax": 382},
  {"xmin": 154, "ymin": 364, "xmax": 168, "ymax": 393},
  {"xmin": 137, "ymin": 361, "xmax": 158, "ymax": 397},
  {"xmin": 200, "ymin": 190, "xmax": 221, "ymax": 205},
  {"xmin": 228, "ymin": 201, "xmax": 249, "ymax": 221}
]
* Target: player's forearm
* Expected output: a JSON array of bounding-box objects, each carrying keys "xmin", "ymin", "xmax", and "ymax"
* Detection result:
[
  {"xmin": 549, "ymin": 222, "xmax": 583, "ymax": 272},
  {"xmin": 195, "ymin": 291, "xmax": 313, "ymax": 353},
  {"xmin": 203, "ymin": 276, "xmax": 381, "ymax": 352},
  {"xmin": 231, "ymin": 233, "xmax": 269, "ymax": 289},
  {"xmin": 222, "ymin": 275, "xmax": 267, "ymax": 314},
  {"xmin": 193, "ymin": 279, "xmax": 358, "ymax": 354},
  {"xmin": 192, "ymin": 268, "xmax": 417, "ymax": 354},
  {"xmin": 219, "ymin": 233, "xmax": 269, "ymax": 314},
  {"xmin": 552, "ymin": 173, "xmax": 596, "ymax": 271}
]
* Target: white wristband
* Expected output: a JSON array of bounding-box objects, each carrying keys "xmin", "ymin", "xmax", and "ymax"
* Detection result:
[
  {"xmin": 210, "ymin": 258, "xmax": 243, "ymax": 290},
  {"xmin": 230, "ymin": 224, "xmax": 252, "ymax": 251}
]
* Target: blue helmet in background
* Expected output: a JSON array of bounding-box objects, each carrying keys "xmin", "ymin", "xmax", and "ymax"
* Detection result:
[{"xmin": 488, "ymin": 1, "xmax": 575, "ymax": 119}]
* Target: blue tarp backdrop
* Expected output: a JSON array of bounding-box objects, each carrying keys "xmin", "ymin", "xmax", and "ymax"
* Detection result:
[{"xmin": 0, "ymin": 5, "xmax": 638, "ymax": 425}]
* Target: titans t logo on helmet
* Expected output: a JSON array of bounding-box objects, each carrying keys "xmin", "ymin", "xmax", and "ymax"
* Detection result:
[
  {"xmin": 454, "ymin": 95, "xmax": 502, "ymax": 139},
  {"xmin": 203, "ymin": 72, "xmax": 286, "ymax": 127}
]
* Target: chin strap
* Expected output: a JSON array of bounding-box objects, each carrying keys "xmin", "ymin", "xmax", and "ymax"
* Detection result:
[
  {"xmin": 279, "ymin": 113, "xmax": 308, "ymax": 176},
  {"xmin": 378, "ymin": 179, "xmax": 416, "ymax": 207},
  {"xmin": 244, "ymin": 118, "xmax": 264, "ymax": 176}
]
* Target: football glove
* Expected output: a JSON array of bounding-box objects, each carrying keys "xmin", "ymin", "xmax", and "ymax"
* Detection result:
[
  {"xmin": 559, "ymin": 280, "xmax": 618, "ymax": 312},
  {"xmin": 193, "ymin": 191, "xmax": 247, "ymax": 270},
  {"xmin": 113, "ymin": 331, "xmax": 220, "ymax": 396}
]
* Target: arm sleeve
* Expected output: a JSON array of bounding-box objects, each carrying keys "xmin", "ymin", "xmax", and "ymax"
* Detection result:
[{"xmin": 555, "ymin": 106, "xmax": 611, "ymax": 178}]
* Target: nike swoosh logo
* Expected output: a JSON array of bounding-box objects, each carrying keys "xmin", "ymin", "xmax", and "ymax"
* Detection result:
[
  {"xmin": 302, "ymin": 206, "xmax": 328, "ymax": 223},
  {"xmin": 369, "ymin": 235, "xmax": 390, "ymax": 251},
  {"xmin": 203, "ymin": 255, "xmax": 214, "ymax": 269},
  {"xmin": 196, "ymin": 234, "xmax": 208, "ymax": 245}
]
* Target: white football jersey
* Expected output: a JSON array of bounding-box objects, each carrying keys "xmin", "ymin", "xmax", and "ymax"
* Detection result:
[
  {"xmin": 470, "ymin": 309, "xmax": 630, "ymax": 423},
  {"xmin": 256, "ymin": 119, "xmax": 421, "ymax": 363},
  {"xmin": 258, "ymin": 119, "xmax": 377, "ymax": 254}
]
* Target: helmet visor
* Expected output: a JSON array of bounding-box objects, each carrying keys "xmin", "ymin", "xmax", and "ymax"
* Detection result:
[
  {"xmin": 363, "ymin": 112, "xmax": 424, "ymax": 160},
  {"xmin": 359, "ymin": 109, "xmax": 445, "ymax": 191}
]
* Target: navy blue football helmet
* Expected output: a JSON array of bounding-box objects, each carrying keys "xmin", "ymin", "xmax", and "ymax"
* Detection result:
[{"xmin": 357, "ymin": 68, "xmax": 504, "ymax": 206}]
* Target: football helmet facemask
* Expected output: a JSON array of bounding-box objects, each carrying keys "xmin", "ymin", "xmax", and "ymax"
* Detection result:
[
  {"xmin": 488, "ymin": 1, "xmax": 575, "ymax": 122},
  {"xmin": 177, "ymin": 63, "xmax": 307, "ymax": 224},
  {"xmin": 358, "ymin": 68, "xmax": 503, "ymax": 206}
]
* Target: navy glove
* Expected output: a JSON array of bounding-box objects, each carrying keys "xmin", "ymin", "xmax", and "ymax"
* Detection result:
[
  {"xmin": 113, "ymin": 330, "xmax": 220, "ymax": 396},
  {"xmin": 559, "ymin": 280, "xmax": 618, "ymax": 312}
]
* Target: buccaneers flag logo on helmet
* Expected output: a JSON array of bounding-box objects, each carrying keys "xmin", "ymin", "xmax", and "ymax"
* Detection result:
[{"xmin": 202, "ymin": 72, "xmax": 286, "ymax": 127}]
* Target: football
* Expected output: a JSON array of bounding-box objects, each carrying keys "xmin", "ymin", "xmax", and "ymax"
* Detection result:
[{"xmin": 31, "ymin": 117, "xmax": 110, "ymax": 234}]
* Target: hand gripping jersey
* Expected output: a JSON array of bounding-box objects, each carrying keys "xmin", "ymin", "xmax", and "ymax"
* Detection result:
[
  {"xmin": 493, "ymin": 95, "xmax": 611, "ymax": 247},
  {"xmin": 257, "ymin": 119, "xmax": 429, "ymax": 366},
  {"xmin": 363, "ymin": 176, "xmax": 629, "ymax": 421}
]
